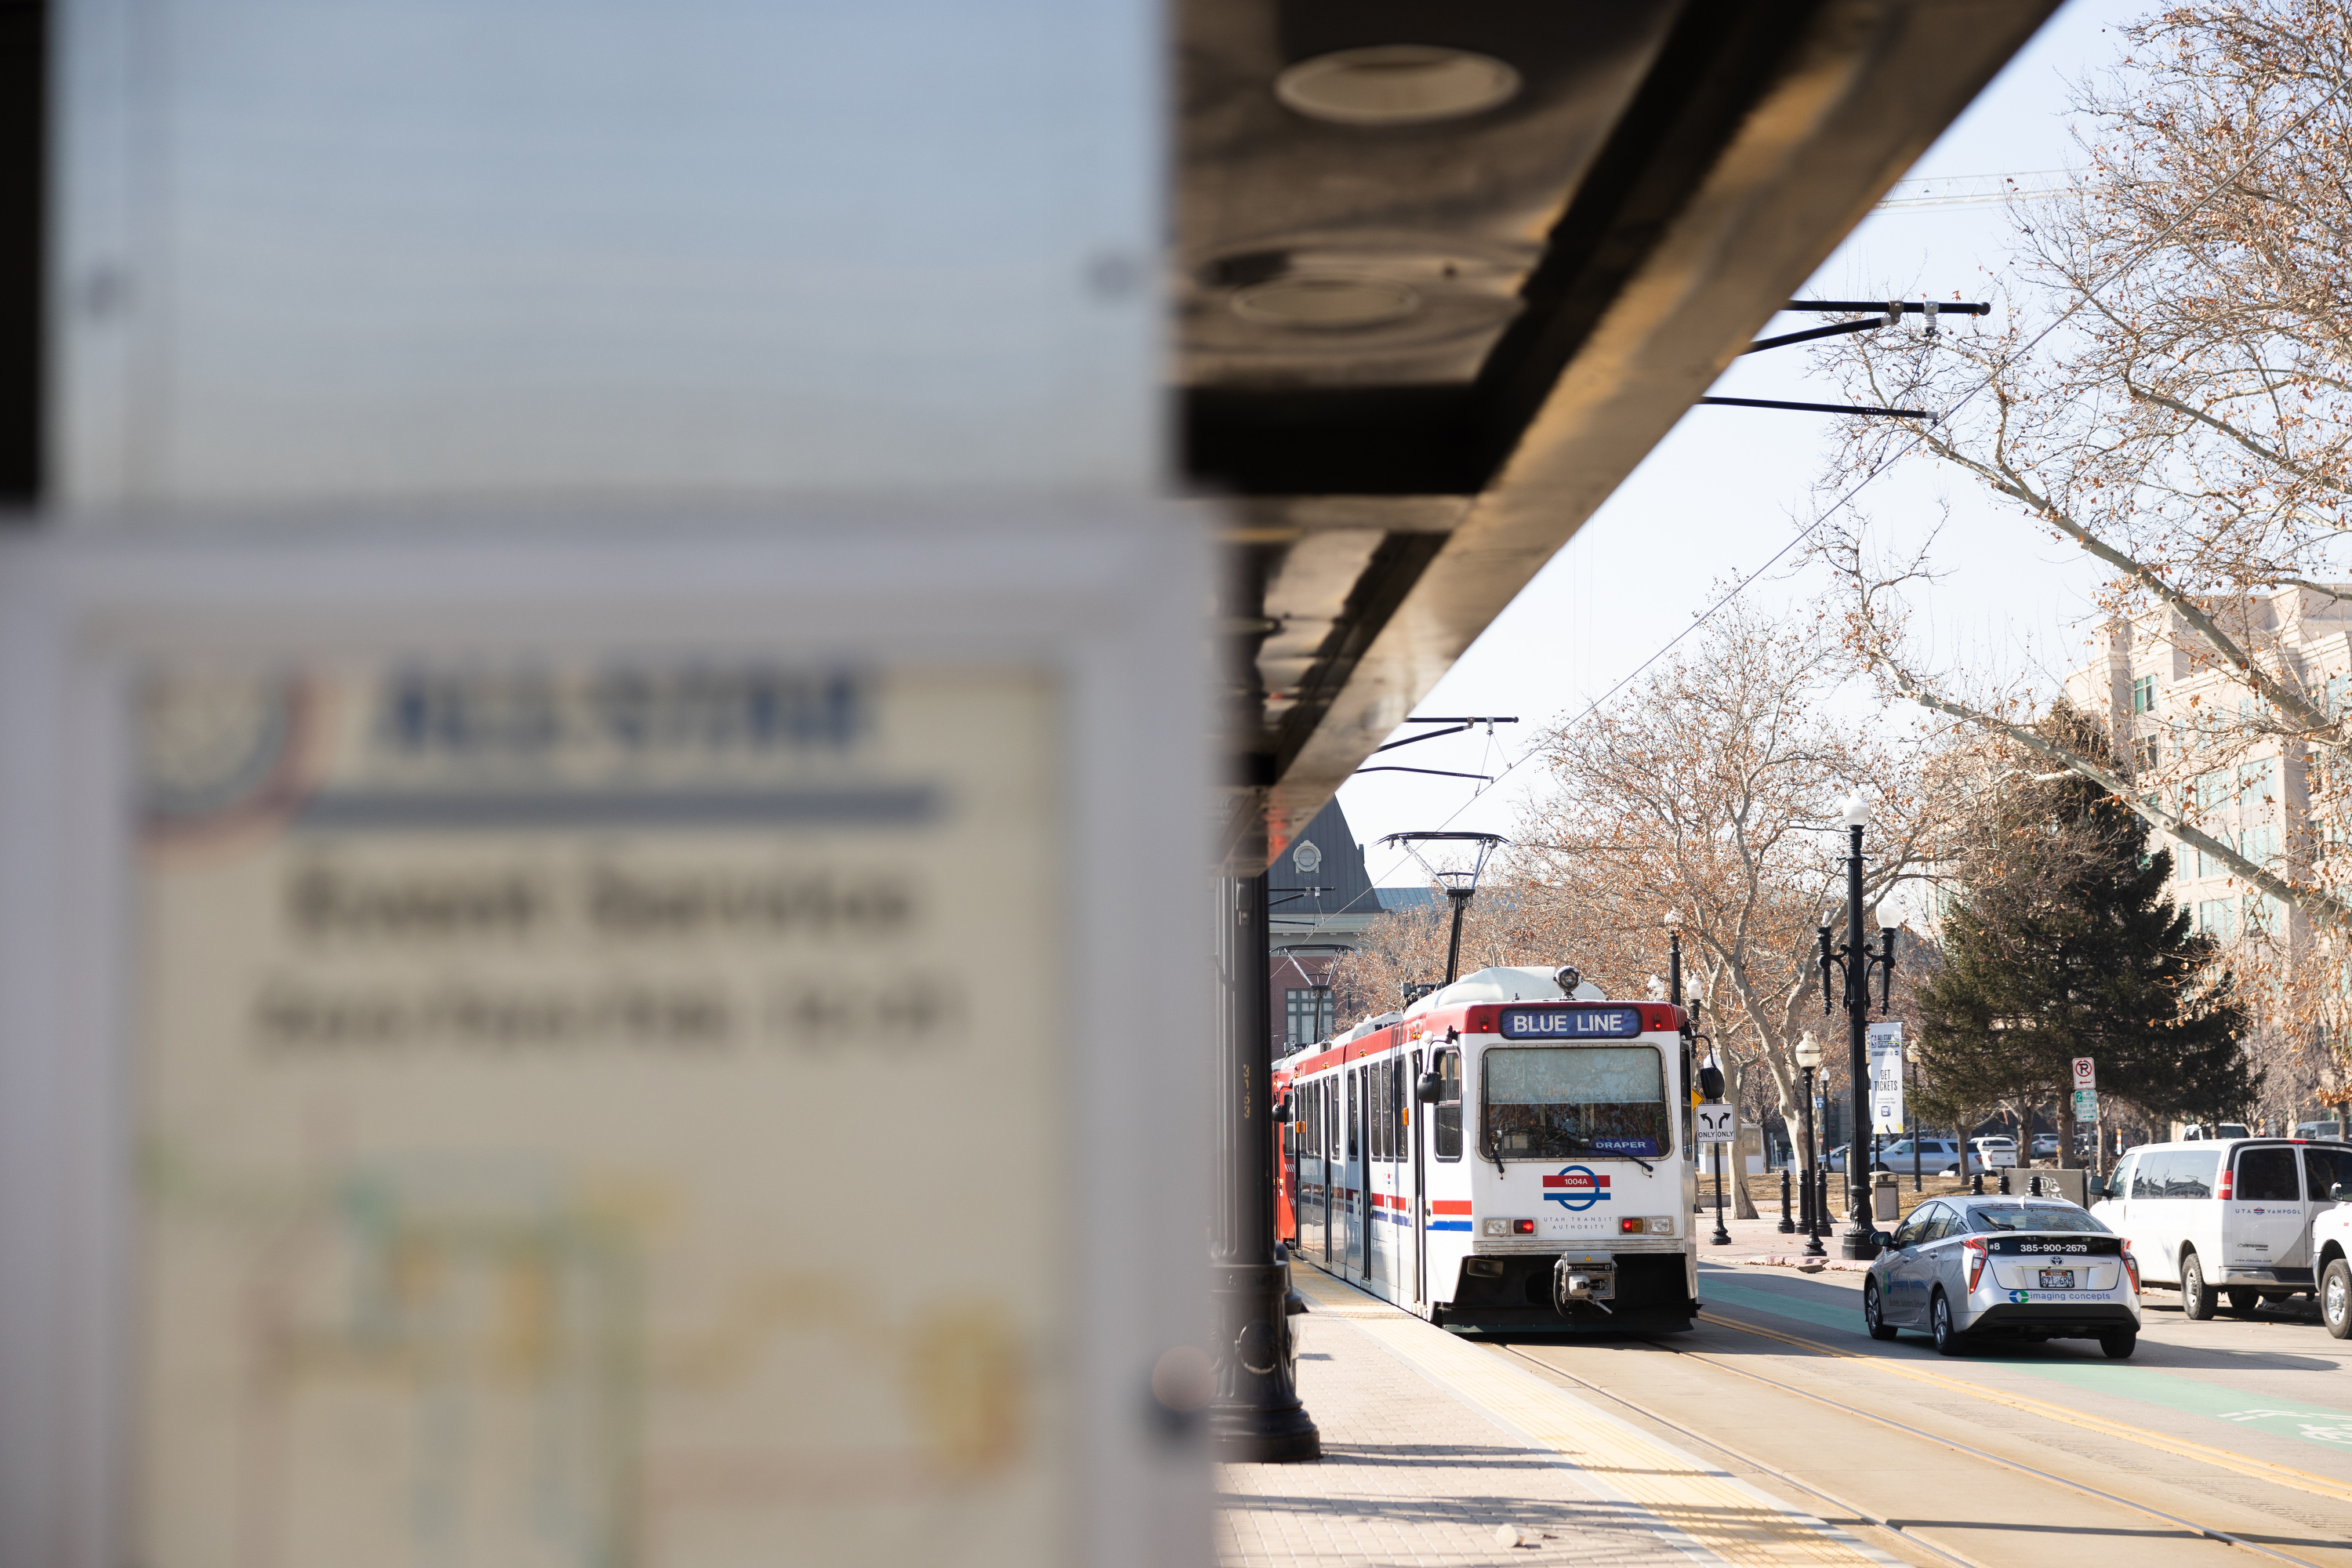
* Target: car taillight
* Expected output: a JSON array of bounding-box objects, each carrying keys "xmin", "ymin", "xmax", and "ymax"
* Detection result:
[
  {"xmin": 1965, "ymin": 1236, "xmax": 1987, "ymax": 1291},
  {"xmin": 2122, "ymin": 1244, "xmax": 2141, "ymax": 1293},
  {"xmin": 2220, "ymin": 1168, "xmax": 2234, "ymax": 1201}
]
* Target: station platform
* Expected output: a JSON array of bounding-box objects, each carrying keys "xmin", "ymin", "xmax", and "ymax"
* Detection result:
[{"xmin": 1217, "ymin": 1258, "xmax": 1900, "ymax": 1568}]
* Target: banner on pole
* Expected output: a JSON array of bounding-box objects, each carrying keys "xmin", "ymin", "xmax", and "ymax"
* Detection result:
[{"xmin": 1867, "ymin": 1022, "xmax": 1904, "ymax": 1134}]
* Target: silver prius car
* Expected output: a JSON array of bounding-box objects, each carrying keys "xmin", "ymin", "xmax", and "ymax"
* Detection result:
[{"xmin": 1862, "ymin": 1196, "xmax": 2142, "ymax": 1359}]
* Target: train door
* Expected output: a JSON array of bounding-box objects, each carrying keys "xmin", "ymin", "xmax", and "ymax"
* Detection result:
[
  {"xmin": 1410, "ymin": 1047, "xmax": 1426, "ymax": 1305},
  {"xmin": 1376, "ymin": 1048, "xmax": 1402, "ymax": 1300},
  {"xmin": 1348, "ymin": 1066, "xmax": 1365, "ymax": 1281},
  {"xmin": 1321, "ymin": 1077, "xmax": 1335, "ymax": 1265}
]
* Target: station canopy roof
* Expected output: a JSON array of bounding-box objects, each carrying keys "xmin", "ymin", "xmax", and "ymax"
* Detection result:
[{"xmin": 1187, "ymin": 0, "xmax": 2060, "ymax": 869}]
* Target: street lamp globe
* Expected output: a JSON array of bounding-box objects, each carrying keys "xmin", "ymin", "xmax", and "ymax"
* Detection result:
[
  {"xmin": 1841, "ymin": 790, "xmax": 1871, "ymax": 829},
  {"xmin": 1795, "ymin": 1030, "xmax": 1822, "ymax": 1071},
  {"xmin": 1664, "ymin": 907, "xmax": 1682, "ymax": 929}
]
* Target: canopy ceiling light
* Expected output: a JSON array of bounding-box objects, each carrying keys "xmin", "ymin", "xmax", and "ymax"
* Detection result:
[
  {"xmin": 1230, "ymin": 274, "xmax": 1420, "ymax": 329},
  {"xmin": 1273, "ymin": 45, "xmax": 1521, "ymax": 127}
]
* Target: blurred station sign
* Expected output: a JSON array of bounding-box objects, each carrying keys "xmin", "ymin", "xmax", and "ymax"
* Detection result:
[{"xmin": 0, "ymin": 522, "xmax": 1205, "ymax": 1568}]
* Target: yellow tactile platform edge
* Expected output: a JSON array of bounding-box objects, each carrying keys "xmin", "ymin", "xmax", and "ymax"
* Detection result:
[{"xmin": 1292, "ymin": 1262, "xmax": 1896, "ymax": 1568}]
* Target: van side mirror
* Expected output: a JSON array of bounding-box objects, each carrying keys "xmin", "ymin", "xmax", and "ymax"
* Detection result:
[
  {"xmin": 2335, "ymin": 1182, "xmax": 2350, "ymax": 1202},
  {"xmin": 1415, "ymin": 1072, "xmax": 1443, "ymax": 1104}
]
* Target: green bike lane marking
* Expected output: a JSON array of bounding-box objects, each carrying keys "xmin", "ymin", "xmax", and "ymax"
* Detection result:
[{"xmin": 1697, "ymin": 1271, "xmax": 2352, "ymax": 1459}]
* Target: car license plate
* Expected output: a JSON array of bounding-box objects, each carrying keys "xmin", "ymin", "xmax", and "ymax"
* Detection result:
[{"xmin": 2038, "ymin": 1269, "xmax": 2074, "ymax": 1290}]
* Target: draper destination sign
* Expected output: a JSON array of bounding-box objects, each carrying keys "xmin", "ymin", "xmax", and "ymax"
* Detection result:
[{"xmin": 1498, "ymin": 1007, "xmax": 1644, "ymax": 1040}]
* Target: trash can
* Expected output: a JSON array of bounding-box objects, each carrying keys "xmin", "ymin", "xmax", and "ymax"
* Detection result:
[{"xmin": 1871, "ymin": 1175, "xmax": 1901, "ymax": 1232}]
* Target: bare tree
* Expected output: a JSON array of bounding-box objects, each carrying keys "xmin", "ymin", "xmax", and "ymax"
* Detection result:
[
  {"xmin": 1505, "ymin": 601, "xmax": 1934, "ymax": 1154},
  {"xmin": 1813, "ymin": 0, "xmax": 2352, "ymax": 1080}
]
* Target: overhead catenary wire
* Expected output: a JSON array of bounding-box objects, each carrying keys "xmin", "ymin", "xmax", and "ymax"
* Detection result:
[{"xmin": 1320, "ymin": 99, "xmax": 2332, "ymax": 924}]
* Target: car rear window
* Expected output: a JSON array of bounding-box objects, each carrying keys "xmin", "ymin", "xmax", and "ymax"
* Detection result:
[
  {"xmin": 2235, "ymin": 1145, "xmax": 2301, "ymax": 1202},
  {"xmin": 1963, "ymin": 1203, "xmax": 2107, "ymax": 1234}
]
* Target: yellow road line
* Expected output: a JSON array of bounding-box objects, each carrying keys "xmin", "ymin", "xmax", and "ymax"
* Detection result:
[
  {"xmin": 1292, "ymin": 1265, "xmax": 1889, "ymax": 1566},
  {"xmin": 1696, "ymin": 1309, "xmax": 2352, "ymax": 1508}
]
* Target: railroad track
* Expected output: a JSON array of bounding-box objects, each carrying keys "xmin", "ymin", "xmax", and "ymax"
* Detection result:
[{"xmin": 1496, "ymin": 1317, "xmax": 2339, "ymax": 1568}]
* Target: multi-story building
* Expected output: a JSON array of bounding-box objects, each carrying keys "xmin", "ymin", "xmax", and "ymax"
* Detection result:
[
  {"xmin": 2062, "ymin": 586, "xmax": 2352, "ymax": 949},
  {"xmin": 1264, "ymin": 795, "xmax": 1434, "ymax": 1049}
]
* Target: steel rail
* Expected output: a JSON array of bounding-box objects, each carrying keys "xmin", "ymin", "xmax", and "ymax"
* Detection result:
[
  {"xmin": 1488, "ymin": 1341, "xmax": 1988, "ymax": 1568},
  {"xmin": 1497, "ymin": 1314, "xmax": 2334, "ymax": 1568}
]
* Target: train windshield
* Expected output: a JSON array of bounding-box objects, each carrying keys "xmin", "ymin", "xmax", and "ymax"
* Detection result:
[{"xmin": 1483, "ymin": 1045, "xmax": 1669, "ymax": 1160}]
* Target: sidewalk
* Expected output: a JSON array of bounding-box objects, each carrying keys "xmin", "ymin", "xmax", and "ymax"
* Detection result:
[
  {"xmin": 1215, "ymin": 1261, "xmax": 1898, "ymax": 1568},
  {"xmin": 1691, "ymin": 1212, "xmax": 1875, "ymax": 1276}
]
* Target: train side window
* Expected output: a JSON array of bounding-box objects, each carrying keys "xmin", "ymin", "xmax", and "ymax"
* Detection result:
[
  {"xmin": 1375, "ymin": 1061, "xmax": 1391, "ymax": 1161},
  {"xmin": 1433, "ymin": 1047, "xmax": 1462, "ymax": 1160},
  {"xmin": 1389, "ymin": 1058, "xmax": 1403, "ymax": 1156},
  {"xmin": 1346, "ymin": 1070, "xmax": 1359, "ymax": 1160},
  {"xmin": 1386, "ymin": 1060, "xmax": 1399, "ymax": 1162}
]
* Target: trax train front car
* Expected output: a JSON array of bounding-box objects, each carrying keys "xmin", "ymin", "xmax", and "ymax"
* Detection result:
[{"xmin": 1277, "ymin": 966, "xmax": 1699, "ymax": 1332}]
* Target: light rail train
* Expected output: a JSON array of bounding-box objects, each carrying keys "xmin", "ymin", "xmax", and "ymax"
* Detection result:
[{"xmin": 1276, "ymin": 965, "xmax": 1699, "ymax": 1332}]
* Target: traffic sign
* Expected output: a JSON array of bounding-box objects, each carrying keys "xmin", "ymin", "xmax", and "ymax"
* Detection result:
[
  {"xmin": 1697, "ymin": 1105, "xmax": 1737, "ymax": 1144},
  {"xmin": 2072, "ymin": 1057, "xmax": 2096, "ymax": 1091},
  {"xmin": 2073, "ymin": 1088, "xmax": 2098, "ymax": 1121}
]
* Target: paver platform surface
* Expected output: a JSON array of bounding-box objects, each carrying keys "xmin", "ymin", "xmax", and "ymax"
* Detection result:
[{"xmin": 1216, "ymin": 1261, "xmax": 1893, "ymax": 1568}]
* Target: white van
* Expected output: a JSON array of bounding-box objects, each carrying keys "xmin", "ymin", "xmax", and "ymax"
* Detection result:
[{"xmin": 2092, "ymin": 1139, "xmax": 2352, "ymax": 1318}]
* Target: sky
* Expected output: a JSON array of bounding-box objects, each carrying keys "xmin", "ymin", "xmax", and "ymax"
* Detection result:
[{"xmin": 1339, "ymin": 0, "xmax": 2150, "ymax": 891}]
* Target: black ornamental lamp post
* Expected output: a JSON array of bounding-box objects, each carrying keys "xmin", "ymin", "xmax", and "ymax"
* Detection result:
[
  {"xmin": 1795, "ymin": 1030, "xmax": 1824, "ymax": 1255},
  {"xmin": 1379, "ymin": 831, "xmax": 1508, "ymax": 985},
  {"xmin": 1817, "ymin": 792, "xmax": 1898, "ymax": 1261}
]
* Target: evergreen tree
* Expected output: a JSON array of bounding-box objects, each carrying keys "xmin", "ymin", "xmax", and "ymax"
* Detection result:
[{"xmin": 1915, "ymin": 706, "xmax": 2256, "ymax": 1161}]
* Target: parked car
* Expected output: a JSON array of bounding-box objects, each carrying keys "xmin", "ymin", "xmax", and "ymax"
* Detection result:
[
  {"xmin": 1872, "ymin": 1138, "xmax": 1962, "ymax": 1173},
  {"xmin": 1969, "ymin": 1137, "xmax": 2018, "ymax": 1170},
  {"xmin": 1863, "ymin": 1195, "xmax": 2140, "ymax": 1357},
  {"xmin": 2180, "ymin": 1123, "xmax": 2252, "ymax": 1142},
  {"xmin": 2092, "ymin": 1138, "xmax": 2352, "ymax": 1319},
  {"xmin": 2031, "ymin": 1134, "xmax": 2060, "ymax": 1160}
]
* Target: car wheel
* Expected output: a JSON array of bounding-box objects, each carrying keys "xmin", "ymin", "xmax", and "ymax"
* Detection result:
[
  {"xmin": 2181, "ymin": 1250, "xmax": 2215, "ymax": 1320},
  {"xmin": 1864, "ymin": 1279, "xmax": 1898, "ymax": 1341},
  {"xmin": 2225, "ymin": 1287, "xmax": 2261, "ymax": 1316},
  {"xmin": 1930, "ymin": 1290, "xmax": 1969, "ymax": 1356},
  {"xmin": 2099, "ymin": 1329, "xmax": 2136, "ymax": 1359},
  {"xmin": 2322, "ymin": 1259, "xmax": 2352, "ymax": 1341}
]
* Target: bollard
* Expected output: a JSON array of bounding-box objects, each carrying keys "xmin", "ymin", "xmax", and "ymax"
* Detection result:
[
  {"xmin": 1970, "ymin": 1169, "xmax": 1984, "ymax": 1196},
  {"xmin": 1778, "ymin": 1167, "xmax": 1795, "ymax": 1233},
  {"xmin": 1998, "ymin": 1167, "xmax": 2011, "ymax": 1196},
  {"xmin": 2027, "ymin": 1174, "xmax": 2042, "ymax": 1197}
]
